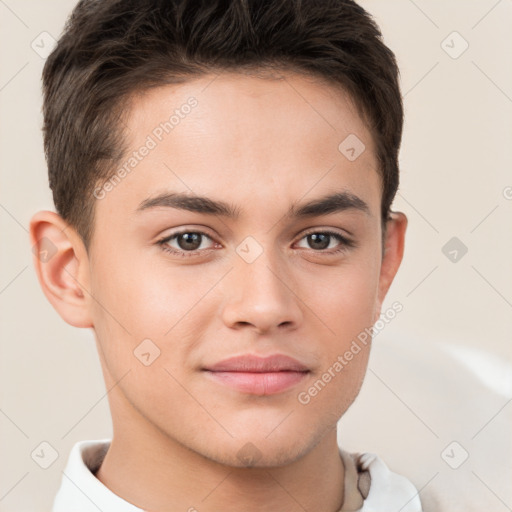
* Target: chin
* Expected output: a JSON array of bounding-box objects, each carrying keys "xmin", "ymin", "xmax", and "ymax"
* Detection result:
[
  {"xmin": 191, "ymin": 426, "xmax": 320, "ymax": 469},
  {"xmin": 205, "ymin": 443, "xmax": 308, "ymax": 469}
]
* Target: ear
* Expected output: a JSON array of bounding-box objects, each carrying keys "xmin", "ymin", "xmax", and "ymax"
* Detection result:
[
  {"xmin": 29, "ymin": 210, "xmax": 93, "ymax": 328},
  {"xmin": 374, "ymin": 211, "xmax": 407, "ymax": 322}
]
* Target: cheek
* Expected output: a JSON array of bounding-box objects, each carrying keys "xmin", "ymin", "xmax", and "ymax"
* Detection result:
[
  {"xmin": 91, "ymin": 246, "xmax": 214, "ymax": 334},
  {"xmin": 301, "ymin": 257, "xmax": 380, "ymax": 343},
  {"xmin": 88, "ymin": 248, "xmax": 224, "ymax": 378},
  {"xmin": 294, "ymin": 254, "xmax": 380, "ymax": 406},
  {"xmin": 298, "ymin": 346, "xmax": 370, "ymax": 406}
]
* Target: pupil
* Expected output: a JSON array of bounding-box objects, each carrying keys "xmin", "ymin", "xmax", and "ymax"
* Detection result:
[
  {"xmin": 178, "ymin": 233, "xmax": 201, "ymax": 250},
  {"xmin": 308, "ymin": 233, "xmax": 330, "ymax": 250}
]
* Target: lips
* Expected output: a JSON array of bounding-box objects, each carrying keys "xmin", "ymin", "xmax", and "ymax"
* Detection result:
[
  {"xmin": 203, "ymin": 354, "xmax": 310, "ymax": 395},
  {"xmin": 206, "ymin": 354, "xmax": 309, "ymax": 373}
]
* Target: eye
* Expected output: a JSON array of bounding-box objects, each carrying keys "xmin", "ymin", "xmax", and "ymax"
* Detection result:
[
  {"xmin": 157, "ymin": 230, "xmax": 217, "ymax": 256},
  {"xmin": 295, "ymin": 230, "xmax": 355, "ymax": 253},
  {"xmin": 156, "ymin": 228, "xmax": 355, "ymax": 259}
]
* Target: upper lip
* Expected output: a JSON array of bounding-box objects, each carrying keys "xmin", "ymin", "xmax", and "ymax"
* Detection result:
[{"xmin": 204, "ymin": 354, "xmax": 309, "ymax": 373}]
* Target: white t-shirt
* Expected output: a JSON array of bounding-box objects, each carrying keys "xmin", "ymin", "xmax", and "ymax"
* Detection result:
[{"xmin": 52, "ymin": 439, "xmax": 423, "ymax": 512}]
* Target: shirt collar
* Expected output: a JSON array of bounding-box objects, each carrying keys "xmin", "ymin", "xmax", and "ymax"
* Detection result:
[{"xmin": 52, "ymin": 439, "xmax": 143, "ymax": 512}]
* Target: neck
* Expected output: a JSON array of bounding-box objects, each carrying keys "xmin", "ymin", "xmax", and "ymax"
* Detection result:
[{"xmin": 96, "ymin": 404, "xmax": 345, "ymax": 512}]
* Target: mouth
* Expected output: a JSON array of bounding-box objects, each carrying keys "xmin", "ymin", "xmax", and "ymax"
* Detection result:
[{"xmin": 202, "ymin": 354, "xmax": 310, "ymax": 396}]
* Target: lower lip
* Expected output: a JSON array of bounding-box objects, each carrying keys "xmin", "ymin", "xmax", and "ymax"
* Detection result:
[{"xmin": 204, "ymin": 371, "xmax": 308, "ymax": 395}]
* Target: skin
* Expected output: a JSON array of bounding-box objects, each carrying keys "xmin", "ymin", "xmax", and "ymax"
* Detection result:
[{"xmin": 30, "ymin": 71, "xmax": 407, "ymax": 511}]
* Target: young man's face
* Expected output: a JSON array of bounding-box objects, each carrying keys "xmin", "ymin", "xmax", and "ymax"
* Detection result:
[{"xmin": 35, "ymin": 71, "xmax": 406, "ymax": 468}]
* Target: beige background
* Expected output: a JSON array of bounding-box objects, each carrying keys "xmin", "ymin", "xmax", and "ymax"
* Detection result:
[{"xmin": 1, "ymin": 0, "xmax": 511, "ymax": 510}]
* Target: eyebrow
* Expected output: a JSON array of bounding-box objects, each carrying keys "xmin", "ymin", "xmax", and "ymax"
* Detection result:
[{"xmin": 136, "ymin": 190, "xmax": 371, "ymax": 219}]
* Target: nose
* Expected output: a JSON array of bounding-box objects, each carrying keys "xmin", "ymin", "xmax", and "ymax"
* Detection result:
[{"xmin": 220, "ymin": 248, "xmax": 304, "ymax": 335}]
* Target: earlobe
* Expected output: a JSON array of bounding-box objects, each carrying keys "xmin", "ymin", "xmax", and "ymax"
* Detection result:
[
  {"xmin": 29, "ymin": 210, "xmax": 93, "ymax": 328},
  {"xmin": 374, "ymin": 211, "xmax": 407, "ymax": 321}
]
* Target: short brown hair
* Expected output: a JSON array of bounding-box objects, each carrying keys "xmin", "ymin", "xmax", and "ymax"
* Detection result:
[{"xmin": 42, "ymin": 0, "xmax": 403, "ymax": 250}]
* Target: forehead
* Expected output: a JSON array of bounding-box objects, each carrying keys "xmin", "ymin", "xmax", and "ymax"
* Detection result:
[
  {"xmin": 94, "ymin": 71, "xmax": 380, "ymax": 225},
  {"xmin": 126, "ymin": 70, "xmax": 374, "ymax": 155}
]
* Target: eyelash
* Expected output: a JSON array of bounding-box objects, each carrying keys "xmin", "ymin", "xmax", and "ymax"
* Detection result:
[{"xmin": 156, "ymin": 229, "xmax": 355, "ymax": 258}]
